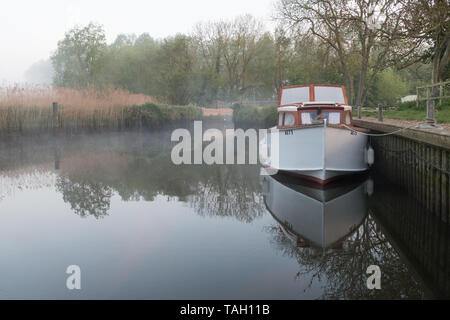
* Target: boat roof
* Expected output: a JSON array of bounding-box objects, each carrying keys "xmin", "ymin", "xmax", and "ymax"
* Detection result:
[
  {"xmin": 303, "ymin": 101, "xmax": 339, "ymax": 106},
  {"xmin": 278, "ymin": 84, "xmax": 348, "ymax": 107},
  {"xmin": 278, "ymin": 106, "xmax": 298, "ymax": 111}
]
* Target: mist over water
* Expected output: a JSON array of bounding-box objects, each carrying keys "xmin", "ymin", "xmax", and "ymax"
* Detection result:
[{"xmin": 0, "ymin": 121, "xmax": 447, "ymax": 299}]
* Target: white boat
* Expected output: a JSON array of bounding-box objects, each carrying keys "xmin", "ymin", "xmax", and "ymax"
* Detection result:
[
  {"xmin": 260, "ymin": 173, "xmax": 371, "ymax": 248},
  {"xmin": 259, "ymin": 84, "xmax": 373, "ymax": 184}
]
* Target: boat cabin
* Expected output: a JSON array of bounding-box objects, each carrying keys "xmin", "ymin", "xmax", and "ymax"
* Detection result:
[{"xmin": 276, "ymin": 84, "xmax": 353, "ymax": 129}]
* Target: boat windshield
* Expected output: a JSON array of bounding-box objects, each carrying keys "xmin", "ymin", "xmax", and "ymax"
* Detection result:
[{"xmin": 301, "ymin": 111, "xmax": 341, "ymax": 125}]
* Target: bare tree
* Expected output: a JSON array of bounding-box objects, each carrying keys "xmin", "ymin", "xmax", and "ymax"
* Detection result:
[
  {"xmin": 217, "ymin": 15, "xmax": 265, "ymax": 99},
  {"xmin": 274, "ymin": 26, "xmax": 293, "ymax": 95},
  {"xmin": 192, "ymin": 21, "xmax": 224, "ymax": 101},
  {"xmin": 277, "ymin": 0, "xmax": 425, "ymax": 106}
]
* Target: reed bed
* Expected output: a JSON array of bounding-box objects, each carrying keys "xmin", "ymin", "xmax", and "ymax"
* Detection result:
[{"xmin": 0, "ymin": 85, "xmax": 201, "ymax": 134}]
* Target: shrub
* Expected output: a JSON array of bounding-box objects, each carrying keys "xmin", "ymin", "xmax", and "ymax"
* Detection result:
[
  {"xmin": 125, "ymin": 103, "xmax": 202, "ymax": 129},
  {"xmin": 233, "ymin": 105, "xmax": 277, "ymax": 127}
]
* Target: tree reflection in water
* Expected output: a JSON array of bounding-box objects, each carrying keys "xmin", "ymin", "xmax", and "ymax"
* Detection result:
[
  {"xmin": 55, "ymin": 159, "xmax": 264, "ymax": 222},
  {"xmin": 56, "ymin": 177, "xmax": 113, "ymax": 219},
  {"xmin": 0, "ymin": 128, "xmax": 267, "ymax": 222},
  {"xmin": 265, "ymin": 178, "xmax": 427, "ymax": 300},
  {"xmin": 189, "ymin": 165, "xmax": 265, "ymax": 222},
  {"xmin": 47, "ymin": 137, "xmax": 265, "ymax": 221}
]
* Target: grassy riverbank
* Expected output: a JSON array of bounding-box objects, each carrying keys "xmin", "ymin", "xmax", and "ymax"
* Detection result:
[
  {"xmin": 0, "ymin": 86, "xmax": 202, "ymax": 134},
  {"xmin": 355, "ymin": 100, "xmax": 450, "ymax": 123}
]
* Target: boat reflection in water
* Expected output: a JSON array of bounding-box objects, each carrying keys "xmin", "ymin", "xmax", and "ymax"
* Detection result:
[{"xmin": 260, "ymin": 171, "xmax": 372, "ymax": 249}]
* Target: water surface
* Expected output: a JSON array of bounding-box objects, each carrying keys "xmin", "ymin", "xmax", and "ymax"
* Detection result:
[{"xmin": 0, "ymin": 126, "xmax": 448, "ymax": 299}]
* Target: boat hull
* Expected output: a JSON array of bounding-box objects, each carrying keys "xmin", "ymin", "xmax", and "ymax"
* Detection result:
[
  {"xmin": 260, "ymin": 174, "xmax": 368, "ymax": 248},
  {"xmin": 260, "ymin": 125, "xmax": 369, "ymax": 184}
]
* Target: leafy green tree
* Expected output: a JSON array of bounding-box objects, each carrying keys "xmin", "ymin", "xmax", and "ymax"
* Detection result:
[
  {"xmin": 51, "ymin": 23, "xmax": 107, "ymax": 88},
  {"xmin": 366, "ymin": 69, "xmax": 409, "ymax": 106},
  {"xmin": 153, "ymin": 35, "xmax": 195, "ymax": 105}
]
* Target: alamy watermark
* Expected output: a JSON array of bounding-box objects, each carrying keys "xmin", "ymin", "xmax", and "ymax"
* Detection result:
[
  {"xmin": 170, "ymin": 121, "xmax": 279, "ymax": 174},
  {"xmin": 66, "ymin": 265, "xmax": 81, "ymax": 290},
  {"xmin": 366, "ymin": 265, "xmax": 381, "ymax": 290}
]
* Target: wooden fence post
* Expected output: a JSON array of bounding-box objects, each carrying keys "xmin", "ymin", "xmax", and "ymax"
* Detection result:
[
  {"xmin": 378, "ymin": 103, "xmax": 383, "ymax": 122},
  {"xmin": 357, "ymin": 105, "xmax": 361, "ymax": 119},
  {"xmin": 52, "ymin": 102, "xmax": 58, "ymax": 134},
  {"xmin": 416, "ymin": 87, "xmax": 419, "ymax": 108}
]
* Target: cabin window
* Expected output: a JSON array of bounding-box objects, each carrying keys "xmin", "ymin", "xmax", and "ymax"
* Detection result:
[
  {"xmin": 284, "ymin": 113, "xmax": 295, "ymax": 126},
  {"xmin": 300, "ymin": 110, "xmax": 341, "ymax": 125},
  {"xmin": 278, "ymin": 113, "xmax": 283, "ymax": 127},
  {"xmin": 301, "ymin": 112, "xmax": 312, "ymax": 125},
  {"xmin": 327, "ymin": 112, "xmax": 341, "ymax": 124},
  {"xmin": 318, "ymin": 111, "xmax": 340, "ymax": 124},
  {"xmin": 301, "ymin": 111, "xmax": 322, "ymax": 124}
]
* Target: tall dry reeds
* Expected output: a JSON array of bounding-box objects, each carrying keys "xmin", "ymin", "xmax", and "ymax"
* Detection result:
[{"xmin": 0, "ymin": 85, "xmax": 158, "ymax": 133}]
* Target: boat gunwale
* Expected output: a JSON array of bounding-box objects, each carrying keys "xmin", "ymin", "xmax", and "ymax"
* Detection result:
[{"xmin": 268, "ymin": 123, "xmax": 370, "ymax": 132}]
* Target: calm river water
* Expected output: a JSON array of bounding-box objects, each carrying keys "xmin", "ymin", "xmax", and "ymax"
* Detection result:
[{"xmin": 0, "ymin": 121, "xmax": 448, "ymax": 299}]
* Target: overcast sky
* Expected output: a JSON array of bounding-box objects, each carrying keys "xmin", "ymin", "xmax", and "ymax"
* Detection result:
[{"xmin": 0, "ymin": 0, "xmax": 277, "ymax": 83}]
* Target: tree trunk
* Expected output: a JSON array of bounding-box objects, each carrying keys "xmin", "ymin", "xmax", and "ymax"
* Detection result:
[
  {"xmin": 347, "ymin": 75, "xmax": 354, "ymax": 105},
  {"xmin": 355, "ymin": 62, "xmax": 368, "ymax": 107},
  {"xmin": 426, "ymin": 43, "xmax": 441, "ymax": 124}
]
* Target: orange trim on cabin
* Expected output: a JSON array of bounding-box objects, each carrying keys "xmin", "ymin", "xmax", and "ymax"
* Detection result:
[
  {"xmin": 278, "ymin": 84, "xmax": 310, "ymax": 107},
  {"xmin": 309, "ymin": 86, "xmax": 315, "ymax": 102},
  {"xmin": 277, "ymin": 111, "xmax": 299, "ymax": 129},
  {"xmin": 341, "ymin": 110, "xmax": 345, "ymax": 124},
  {"xmin": 277, "ymin": 107, "xmax": 345, "ymax": 129}
]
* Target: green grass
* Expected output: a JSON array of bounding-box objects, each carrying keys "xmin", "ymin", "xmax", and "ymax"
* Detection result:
[
  {"xmin": 354, "ymin": 99, "xmax": 450, "ymax": 123},
  {"xmin": 357, "ymin": 109, "xmax": 450, "ymax": 123}
]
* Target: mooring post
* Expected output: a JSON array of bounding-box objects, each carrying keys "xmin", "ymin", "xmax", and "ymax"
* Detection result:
[
  {"xmin": 54, "ymin": 143, "xmax": 60, "ymax": 170},
  {"xmin": 418, "ymin": 84, "xmax": 442, "ymax": 129},
  {"xmin": 425, "ymin": 85, "xmax": 436, "ymax": 125},
  {"xmin": 378, "ymin": 103, "xmax": 383, "ymax": 122},
  {"xmin": 357, "ymin": 105, "xmax": 361, "ymax": 119},
  {"xmin": 52, "ymin": 102, "xmax": 58, "ymax": 134},
  {"xmin": 426, "ymin": 98, "xmax": 436, "ymax": 125}
]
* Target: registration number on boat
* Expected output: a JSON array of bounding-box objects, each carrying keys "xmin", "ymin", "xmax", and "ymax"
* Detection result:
[{"xmin": 284, "ymin": 130, "xmax": 294, "ymax": 135}]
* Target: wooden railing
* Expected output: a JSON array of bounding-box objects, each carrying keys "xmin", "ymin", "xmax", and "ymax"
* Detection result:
[{"xmin": 416, "ymin": 80, "xmax": 450, "ymax": 107}]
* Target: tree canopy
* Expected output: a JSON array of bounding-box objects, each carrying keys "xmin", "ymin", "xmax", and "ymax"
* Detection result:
[
  {"xmin": 49, "ymin": 4, "xmax": 448, "ymax": 107},
  {"xmin": 51, "ymin": 23, "xmax": 107, "ymax": 88}
]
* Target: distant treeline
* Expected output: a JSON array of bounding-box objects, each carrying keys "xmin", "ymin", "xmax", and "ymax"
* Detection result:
[{"xmin": 48, "ymin": 0, "xmax": 449, "ymax": 109}]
